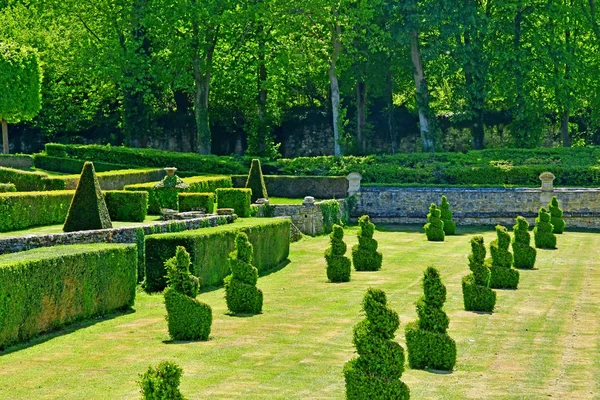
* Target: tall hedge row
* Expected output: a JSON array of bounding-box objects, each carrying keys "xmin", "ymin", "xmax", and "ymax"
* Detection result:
[
  {"xmin": 33, "ymin": 154, "xmax": 131, "ymax": 174},
  {"xmin": 0, "ymin": 166, "xmax": 64, "ymax": 191},
  {"xmin": 144, "ymin": 218, "xmax": 290, "ymax": 292},
  {"xmin": 0, "ymin": 243, "xmax": 137, "ymax": 349}
]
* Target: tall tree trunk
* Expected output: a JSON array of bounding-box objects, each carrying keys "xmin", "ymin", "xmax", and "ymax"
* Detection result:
[
  {"xmin": 561, "ymin": 109, "xmax": 571, "ymax": 146},
  {"xmin": 329, "ymin": 18, "xmax": 343, "ymax": 156},
  {"xmin": 192, "ymin": 24, "xmax": 215, "ymax": 155},
  {"xmin": 387, "ymin": 72, "xmax": 396, "ymax": 154},
  {"xmin": 2, "ymin": 119, "xmax": 8, "ymax": 154},
  {"xmin": 513, "ymin": 3, "xmax": 525, "ymax": 124},
  {"xmin": 256, "ymin": 24, "xmax": 269, "ymax": 156},
  {"xmin": 461, "ymin": 31, "xmax": 486, "ymax": 150},
  {"xmin": 409, "ymin": 29, "xmax": 434, "ymax": 151},
  {"xmin": 356, "ymin": 81, "xmax": 367, "ymax": 154}
]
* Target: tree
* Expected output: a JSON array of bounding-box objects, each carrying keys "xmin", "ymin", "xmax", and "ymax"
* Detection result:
[
  {"xmin": 548, "ymin": 196, "xmax": 565, "ymax": 233},
  {"xmin": 512, "ymin": 216, "xmax": 536, "ymax": 269},
  {"xmin": 325, "ymin": 224, "xmax": 352, "ymax": 282},
  {"xmin": 534, "ymin": 207, "xmax": 557, "ymax": 249},
  {"xmin": 224, "ymin": 233, "xmax": 263, "ymax": 314},
  {"xmin": 440, "ymin": 195, "xmax": 456, "ymax": 235},
  {"xmin": 424, "ymin": 203, "xmax": 444, "ymax": 241},
  {"xmin": 462, "ymin": 236, "xmax": 496, "ymax": 312},
  {"xmin": 488, "ymin": 225, "xmax": 519, "ymax": 289},
  {"xmin": 0, "ymin": 42, "xmax": 42, "ymax": 154},
  {"xmin": 138, "ymin": 361, "xmax": 185, "ymax": 400},
  {"xmin": 352, "ymin": 215, "xmax": 383, "ymax": 271}
]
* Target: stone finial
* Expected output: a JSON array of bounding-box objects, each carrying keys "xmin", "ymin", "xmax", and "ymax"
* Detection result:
[
  {"xmin": 539, "ymin": 172, "xmax": 555, "ymax": 192},
  {"xmin": 303, "ymin": 196, "xmax": 315, "ymax": 206},
  {"xmin": 255, "ymin": 198, "xmax": 269, "ymax": 205},
  {"xmin": 347, "ymin": 172, "xmax": 362, "ymax": 196},
  {"xmin": 164, "ymin": 167, "xmax": 178, "ymax": 177}
]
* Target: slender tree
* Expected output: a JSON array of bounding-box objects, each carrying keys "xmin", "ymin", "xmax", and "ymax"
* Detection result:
[
  {"xmin": 488, "ymin": 225, "xmax": 519, "ymax": 289},
  {"xmin": 512, "ymin": 216, "xmax": 536, "ymax": 269},
  {"xmin": 352, "ymin": 215, "xmax": 383, "ymax": 271},
  {"xmin": 462, "ymin": 236, "xmax": 496, "ymax": 312}
]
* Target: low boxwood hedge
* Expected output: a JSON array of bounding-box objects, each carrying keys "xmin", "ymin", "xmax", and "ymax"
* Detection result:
[
  {"xmin": 0, "ymin": 243, "xmax": 137, "ymax": 350},
  {"xmin": 178, "ymin": 192, "xmax": 215, "ymax": 213},
  {"xmin": 144, "ymin": 218, "xmax": 290, "ymax": 292},
  {"xmin": 33, "ymin": 154, "xmax": 132, "ymax": 174},
  {"xmin": 0, "ymin": 183, "xmax": 16, "ymax": 192},
  {"xmin": 0, "ymin": 166, "xmax": 65, "ymax": 191},
  {"xmin": 104, "ymin": 190, "xmax": 148, "ymax": 222},
  {"xmin": 216, "ymin": 188, "xmax": 251, "ymax": 217}
]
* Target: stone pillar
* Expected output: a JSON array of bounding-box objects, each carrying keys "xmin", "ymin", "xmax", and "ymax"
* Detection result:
[
  {"xmin": 347, "ymin": 172, "xmax": 362, "ymax": 196},
  {"xmin": 539, "ymin": 172, "xmax": 555, "ymax": 191}
]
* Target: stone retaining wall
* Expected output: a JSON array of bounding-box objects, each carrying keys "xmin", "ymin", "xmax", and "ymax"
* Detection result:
[
  {"xmin": 353, "ymin": 187, "xmax": 600, "ymax": 229},
  {"xmin": 256, "ymin": 200, "xmax": 347, "ymax": 235}
]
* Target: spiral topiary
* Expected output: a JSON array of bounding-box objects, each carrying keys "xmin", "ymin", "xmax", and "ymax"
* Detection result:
[
  {"xmin": 462, "ymin": 236, "xmax": 496, "ymax": 312},
  {"xmin": 512, "ymin": 216, "xmax": 537, "ymax": 269},
  {"xmin": 352, "ymin": 215, "xmax": 382, "ymax": 271},
  {"xmin": 440, "ymin": 195, "xmax": 456, "ymax": 235},
  {"xmin": 343, "ymin": 288, "xmax": 410, "ymax": 400},
  {"xmin": 424, "ymin": 203, "xmax": 445, "ymax": 242},
  {"xmin": 138, "ymin": 361, "xmax": 185, "ymax": 400},
  {"xmin": 164, "ymin": 246, "xmax": 212, "ymax": 341},
  {"xmin": 488, "ymin": 225, "xmax": 519, "ymax": 289},
  {"xmin": 405, "ymin": 267, "xmax": 456, "ymax": 371},
  {"xmin": 224, "ymin": 233, "xmax": 263, "ymax": 314},
  {"xmin": 533, "ymin": 207, "xmax": 557, "ymax": 249},
  {"xmin": 548, "ymin": 196, "xmax": 565, "ymax": 234},
  {"xmin": 325, "ymin": 224, "xmax": 352, "ymax": 282}
]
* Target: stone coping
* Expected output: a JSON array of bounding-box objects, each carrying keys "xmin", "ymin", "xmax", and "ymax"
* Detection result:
[{"xmin": 360, "ymin": 186, "xmax": 600, "ymax": 193}]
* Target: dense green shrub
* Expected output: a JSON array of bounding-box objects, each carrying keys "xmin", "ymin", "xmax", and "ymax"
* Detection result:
[
  {"xmin": 138, "ymin": 361, "xmax": 185, "ymax": 400},
  {"xmin": 0, "ymin": 166, "xmax": 65, "ymax": 191},
  {"xmin": 548, "ymin": 196, "xmax": 565, "ymax": 234},
  {"xmin": 462, "ymin": 236, "xmax": 496, "ymax": 312},
  {"xmin": 33, "ymin": 154, "xmax": 130, "ymax": 174},
  {"xmin": 352, "ymin": 215, "xmax": 382, "ymax": 271},
  {"xmin": 512, "ymin": 216, "xmax": 537, "ymax": 269},
  {"xmin": 488, "ymin": 225, "xmax": 519, "ymax": 289},
  {"xmin": 406, "ymin": 267, "xmax": 456, "ymax": 371},
  {"xmin": 224, "ymin": 233, "xmax": 264, "ymax": 314},
  {"xmin": 343, "ymin": 288, "xmax": 410, "ymax": 400},
  {"xmin": 178, "ymin": 192, "xmax": 215, "ymax": 213},
  {"xmin": 325, "ymin": 224, "xmax": 352, "ymax": 282},
  {"xmin": 424, "ymin": 203, "xmax": 445, "ymax": 241},
  {"xmin": 440, "ymin": 195, "xmax": 456, "ymax": 235},
  {"xmin": 58, "ymin": 168, "xmax": 164, "ymax": 191},
  {"xmin": 104, "ymin": 190, "xmax": 148, "ymax": 222},
  {"xmin": 232, "ymin": 175, "xmax": 348, "ymax": 199},
  {"xmin": 0, "ymin": 243, "xmax": 137, "ymax": 349},
  {"xmin": 63, "ymin": 162, "xmax": 113, "ymax": 232},
  {"xmin": 152, "ymin": 174, "xmax": 189, "ymax": 211},
  {"xmin": 320, "ymin": 199, "xmax": 343, "ymax": 234},
  {"xmin": 216, "ymin": 188, "xmax": 251, "ymax": 217},
  {"xmin": 245, "ymin": 158, "xmax": 268, "ymax": 202},
  {"xmin": 0, "ymin": 190, "xmax": 73, "ymax": 232},
  {"xmin": 144, "ymin": 218, "xmax": 290, "ymax": 292},
  {"xmin": 534, "ymin": 207, "xmax": 557, "ymax": 249},
  {"xmin": 0, "ymin": 183, "xmax": 15, "ymax": 192},
  {"xmin": 164, "ymin": 246, "xmax": 212, "ymax": 340}
]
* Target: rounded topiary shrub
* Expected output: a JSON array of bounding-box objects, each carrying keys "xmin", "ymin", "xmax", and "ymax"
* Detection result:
[
  {"xmin": 352, "ymin": 215, "xmax": 382, "ymax": 271},
  {"xmin": 406, "ymin": 267, "xmax": 456, "ymax": 371},
  {"xmin": 462, "ymin": 236, "xmax": 496, "ymax": 312},
  {"xmin": 344, "ymin": 288, "xmax": 410, "ymax": 400},
  {"xmin": 488, "ymin": 225, "xmax": 519, "ymax": 289},
  {"xmin": 325, "ymin": 224, "xmax": 352, "ymax": 282},
  {"xmin": 138, "ymin": 360, "xmax": 185, "ymax": 400},
  {"xmin": 224, "ymin": 233, "xmax": 263, "ymax": 314},
  {"xmin": 440, "ymin": 195, "xmax": 456, "ymax": 235},
  {"xmin": 548, "ymin": 196, "xmax": 565, "ymax": 234},
  {"xmin": 512, "ymin": 216, "xmax": 537, "ymax": 269},
  {"xmin": 534, "ymin": 207, "xmax": 557, "ymax": 249},
  {"xmin": 424, "ymin": 203, "xmax": 445, "ymax": 242},
  {"xmin": 164, "ymin": 246, "xmax": 212, "ymax": 341}
]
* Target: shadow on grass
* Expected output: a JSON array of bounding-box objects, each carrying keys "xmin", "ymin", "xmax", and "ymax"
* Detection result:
[
  {"xmin": 426, "ymin": 369, "xmax": 453, "ymax": 375},
  {"xmin": 0, "ymin": 308, "xmax": 135, "ymax": 356},
  {"xmin": 226, "ymin": 312, "xmax": 262, "ymax": 318},
  {"xmin": 376, "ymin": 224, "xmax": 497, "ymax": 235},
  {"xmin": 162, "ymin": 338, "xmax": 211, "ymax": 344},
  {"xmin": 468, "ymin": 310, "xmax": 493, "ymax": 315}
]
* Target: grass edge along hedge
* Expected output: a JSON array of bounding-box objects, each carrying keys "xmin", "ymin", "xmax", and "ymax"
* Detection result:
[
  {"xmin": 144, "ymin": 218, "xmax": 290, "ymax": 292},
  {"xmin": 0, "ymin": 243, "xmax": 137, "ymax": 350}
]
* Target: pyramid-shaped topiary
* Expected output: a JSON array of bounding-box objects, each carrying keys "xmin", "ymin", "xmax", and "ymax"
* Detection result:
[
  {"xmin": 164, "ymin": 246, "xmax": 212, "ymax": 341},
  {"xmin": 462, "ymin": 236, "xmax": 496, "ymax": 312},
  {"xmin": 344, "ymin": 288, "xmax": 410, "ymax": 400},
  {"xmin": 325, "ymin": 224, "xmax": 351, "ymax": 282},
  {"xmin": 548, "ymin": 196, "xmax": 565, "ymax": 234},
  {"xmin": 245, "ymin": 158, "xmax": 268, "ymax": 203},
  {"xmin": 512, "ymin": 216, "xmax": 536, "ymax": 269},
  {"xmin": 488, "ymin": 225, "xmax": 519, "ymax": 289},
  {"xmin": 63, "ymin": 161, "xmax": 112, "ymax": 232},
  {"xmin": 424, "ymin": 203, "xmax": 445, "ymax": 241},
  {"xmin": 406, "ymin": 267, "xmax": 456, "ymax": 371},
  {"xmin": 352, "ymin": 215, "xmax": 382, "ymax": 271},
  {"xmin": 440, "ymin": 195, "xmax": 456, "ymax": 235},
  {"xmin": 534, "ymin": 207, "xmax": 557, "ymax": 249},
  {"xmin": 138, "ymin": 361, "xmax": 185, "ymax": 400},
  {"xmin": 224, "ymin": 233, "xmax": 263, "ymax": 314}
]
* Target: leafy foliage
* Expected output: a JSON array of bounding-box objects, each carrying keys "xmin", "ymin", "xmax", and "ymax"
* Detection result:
[
  {"xmin": 488, "ymin": 225, "xmax": 519, "ymax": 289},
  {"xmin": 512, "ymin": 216, "xmax": 537, "ymax": 269},
  {"xmin": 224, "ymin": 233, "xmax": 263, "ymax": 314},
  {"xmin": 320, "ymin": 200, "xmax": 343, "ymax": 234},
  {"xmin": 424, "ymin": 203, "xmax": 445, "ymax": 241},
  {"xmin": 352, "ymin": 215, "xmax": 382, "ymax": 271},
  {"xmin": 534, "ymin": 207, "xmax": 557, "ymax": 249},
  {"xmin": 103, "ymin": 190, "xmax": 148, "ymax": 222},
  {"xmin": 462, "ymin": 236, "xmax": 496, "ymax": 312},
  {"xmin": 325, "ymin": 224, "xmax": 352, "ymax": 283},
  {"xmin": 216, "ymin": 188, "xmax": 252, "ymax": 217},
  {"xmin": 138, "ymin": 361, "xmax": 185, "ymax": 400},
  {"xmin": 440, "ymin": 195, "xmax": 456, "ymax": 235},
  {"xmin": 548, "ymin": 197, "xmax": 565, "ymax": 234},
  {"xmin": 178, "ymin": 193, "xmax": 216, "ymax": 213}
]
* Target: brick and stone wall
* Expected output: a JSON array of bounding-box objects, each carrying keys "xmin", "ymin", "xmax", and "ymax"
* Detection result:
[
  {"xmin": 256, "ymin": 199, "xmax": 347, "ymax": 235},
  {"xmin": 353, "ymin": 187, "xmax": 600, "ymax": 229}
]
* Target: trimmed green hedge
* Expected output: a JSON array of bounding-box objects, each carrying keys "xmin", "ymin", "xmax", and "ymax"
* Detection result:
[
  {"xmin": 216, "ymin": 188, "xmax": 251, "ymax": 217},
  {"xmin": 144, "ymin": 218, "xmax": 290, "ymax": 292},
  {"xmin": 59, "ymin": 168, "xmax": 164, "ymax": 190},
  {"xmin": 232, "ymin": 175, "xmax": 348, "ymax": 199},
  {"xmin": 33, "ymin": 154, "xmax": 132, "ymax": 174},
  {"xmin": 0, "ymin": 167, "xmax": 65, "ymax": 191},
  {"xmin": 0, "ymin": 183, "xmax": 16, "ymax": 192},
  {"xmin": 104, "ymin": 190, "xmax": 148, "ymax": 222},
  {"xmin": 0, "ymin": 191, "xmax": 73, "ymax": 232},
  {"xmin": 0, "ymin": 243, "xmax": 137, "ymax": 349},
  {"xmin": 178, "ymin": 193, "xmax": 215, "ymax": 213}
]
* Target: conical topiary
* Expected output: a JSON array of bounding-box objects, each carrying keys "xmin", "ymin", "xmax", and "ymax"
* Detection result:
[
  {"xmin": 406, "ymin": 267, "xmax": 456, "ymax": 371},
  {"xmin": 138, "ymin": 361, "xmax": 185, "ymax": 400},
  {"xmin": 164, "ymin": 246, "xmax": 212, "ymax": 341},
  {"xmin": 534, "ymin": 207, "xmax": 557, "ymax": 249},
  {"xmin": 344, "ymin": 288, "xmax": 410, "ymax": 400},
  {"xmin": 424, "ymin": 203, "xmax": 445, "ymax": 241},
  {"xmin": 224, "ymin": 233, "xmax": 263, "ymax": 314},
  {"xmin": 462, "ymin": 236, "xmax": 496, "ymax": 312},
  {"xmin": 512, "ymin": 216, "xmax": 537, "ymax": 269},
  {"xmin": 440, "ymin": 195, "xmax": 456, "ymax": 235},
  {"xmin": 63, "ymin": 161, "xmax": 112, "ymax": 232},
  {"xmin": 548, "ymin": 196, "xmax": 565, "ymax": 234},
  {"xmin": 325, "ymin": 224, "xmax": 351, "ymax": 282},
  {"xmin": 488, "ymin": 225, "xmax": 519, "ymax": 289},
  {"xmin": 352, "ymin": 215, "xmax": 382, "ymax": 271},
  {"xmin": 245, "ymin": 158, "xmax": 268, "ymax": 203}
]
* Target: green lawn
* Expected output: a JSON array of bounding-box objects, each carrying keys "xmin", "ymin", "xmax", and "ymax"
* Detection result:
[{"xmin": 1, "ymin": 226, "xmax": 599, "ymax": 399}]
